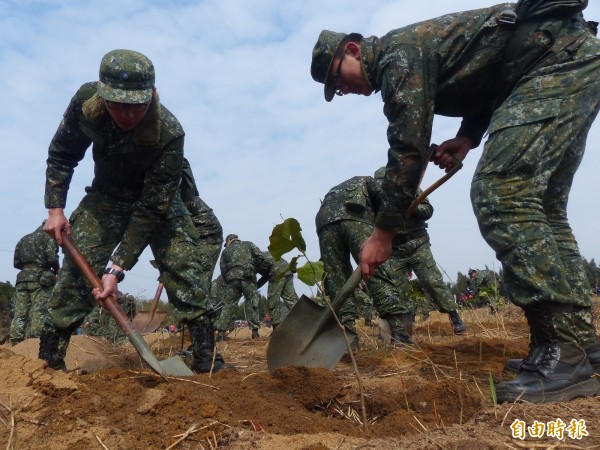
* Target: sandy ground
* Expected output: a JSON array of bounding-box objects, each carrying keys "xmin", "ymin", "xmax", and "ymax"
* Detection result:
[{"xmin": 0, "ymin": 301, "xmax": 599, "ymax": 450}]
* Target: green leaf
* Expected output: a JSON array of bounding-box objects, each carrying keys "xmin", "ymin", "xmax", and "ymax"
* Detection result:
[
  {"xmin": 296, "ymin": 260, "xmax": 324, "ymax": 286},
  {"xmin": 268, "ymin": 218, "xmax": 306, "ymax": 260}
]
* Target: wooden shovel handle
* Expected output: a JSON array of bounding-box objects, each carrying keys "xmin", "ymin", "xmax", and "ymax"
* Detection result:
[
  {"xmin": 61, "ymin": 230, "xmax": 135, "ymax": 336},
  {"xmin": 405, "ymin": 156, "xmax": 462, "ymax": 217},
  {"xmin": 146, "ymin": 282, "xmax": 164, "ymax": 324}
]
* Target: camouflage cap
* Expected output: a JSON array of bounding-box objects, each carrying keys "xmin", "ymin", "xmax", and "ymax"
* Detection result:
[
  {"xmin": 97, "ymin": 49, "xmax": 155, "ymax": 104},
  {"xmin": 311, "ymin": 30, "xmax": 347, "ymax": 102}
]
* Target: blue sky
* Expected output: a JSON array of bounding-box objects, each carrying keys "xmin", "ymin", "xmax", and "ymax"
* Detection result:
[{"xmin": 1, "ymin": 0, "xmax": 600, "ymax": 300}]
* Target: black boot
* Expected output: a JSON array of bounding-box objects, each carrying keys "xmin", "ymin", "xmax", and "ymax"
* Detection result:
[
  {"xmin": 448, "ymin": 310, "xmax": 467, "ymax": 335},
  {"xmin": 387, "ymin": 314, "xmax": 414, "ymax": 345},
  {"xmin": 39, "ymin": 328, "xmax": 71, "ymax": 371},
  {"xmin": 496, "ymin": 304, "xmax": 600, "ymax": 403},
  {"xmin": 504, "ymin": 308, "xmax": 542, "ymax": 374},
  {"xmin": 506, "ymin": 342, "xmax": 600, "ymax": 374},
  {"xmin": 251, "ymin": 328, "xmax": 260, "ymax": 339},
  {"xmin": 189, "ymin": 320, "xmax": 232, "ymax": 374}
]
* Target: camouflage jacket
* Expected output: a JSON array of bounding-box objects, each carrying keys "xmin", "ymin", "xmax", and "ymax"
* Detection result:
[
  {"xmin": 44, "ymin": 82, "xmax": 185, "ymax": 268},
  {"xmin": 269, "ymin": 257, "xmax": 293, "ymax": 282},
  {"xmin": 362, "ymin": 3, "xmax": 586, "ymax": 227},
  {"xmin": 220, "ymin": 240, "xmax": 273, "ymax": 282},
  {"xmin": 315, "ymin": 176, "xmax": 382, "ymax": 233},
  {"xmin": 469, "ymin": 269, "xmax": 499, "ymax": 294},
  {"xmin": 13, "ymin": 225, "xmax": 59, "ymax": 283},
  {"xmin": 179, "ymin": 158, "xmax": 223, "ymax": 244}
]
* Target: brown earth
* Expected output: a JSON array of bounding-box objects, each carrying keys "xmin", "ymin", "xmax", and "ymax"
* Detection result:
[{"xmin": 1, "ymin": 301, "xmax": 599, "ymax": 450}]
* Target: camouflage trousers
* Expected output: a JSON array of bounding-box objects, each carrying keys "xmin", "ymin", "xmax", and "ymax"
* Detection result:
[
  {"xmin": 471, "ymin": 32, "xmax": 600, "ymax": 340},
  {"xmin": 216, "ymin": 278, "xmax": 261, "ymax": 331},
  {"xmin": 266, "ymin": 274, "xmax": 298, "ymax": 325},
  {"xmin": 194, "ymin": 239, "xmax": 222, "ymax": 299},
  {"xmin": 10, "ymin": 280, "xmax": 54, "ymax": 342},
  {"xmin": 319, "ymin": 221, "xmax": 410, "ymax": 324},
  {"xmin": 388, "ymin": 237, "xmax": 458, "ymax": 314},
  {"xmin": 47, "ymin": 191, "xmax": 212, "ymax": 333}
]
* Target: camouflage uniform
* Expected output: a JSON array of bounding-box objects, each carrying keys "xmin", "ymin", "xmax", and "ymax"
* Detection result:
[
  {"xmin": 312, "ymin": 4, "xmax": 600, "ymax": 400},
  {"xmin": 41, "ymin": 50, "xmax": 225, "ymax": 373},
  {"xmin": 179, "ymin": 158, "xmax": 223, "ymax": 292},
  {"xmin": 10, "ymin": 224, "xmax": 59, "ymax": 344},
  {"xmin": 266, "ymin": 257, "xmax": 298, "ymax": 327},
  {"xmin": 316, "ymin": 176, "xmax": 410, "ymax": 329},
  {"xmin": 383, "ymin": 184, "xmax": 466, "ymax": 333},
  {"xmin": 218, "ymin": 237, "xmax": 273, "ymax": 332},
  {"xmin": 468, "ymin": 269, "xmax": 501, "ymax": 308},
  {"xmin": 352, "ymin": 283, "xmax": 374, "ymax": 326}
]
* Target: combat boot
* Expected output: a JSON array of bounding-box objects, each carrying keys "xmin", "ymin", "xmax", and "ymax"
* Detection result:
[
  {"xmin": 387, "ymin": 314, "xmax": 414, "ymax": 345},
  {"xmin": 504, "ymin": 305, "xmax": 600, "ymax": 374},
  {"xmin": 38, "ymin": 328, "xmax": 71, "ymax": 371},
  {"xmin": 448, "ymin": 310, "xmax": 466, "ymax": 335},
  {"xmin": 251, "ymin": 328, "xmax": 260, "ymax": 339},
  {"xmin": 505, "ymin": 343, "xmax": 600, "ymax": 374},
  {"xmin": 496, "ymin": 304, "xmax": 600, "ymax": 403},
  {"xmin": 189, "ymin": 320, "xmax": 233, "ymax": 374}
]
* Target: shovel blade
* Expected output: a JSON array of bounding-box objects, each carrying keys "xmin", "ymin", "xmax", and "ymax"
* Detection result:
[
  {"xmin": 128, "ymin": 330, "xmax": 194, "ymax": 377},
  {"xmin": 131, "ymin": 311, "xmax": 168, "ymax": 335},
  {"xmin": 267, "ymin": 295, "xmax": 356, "ymax": 372}
]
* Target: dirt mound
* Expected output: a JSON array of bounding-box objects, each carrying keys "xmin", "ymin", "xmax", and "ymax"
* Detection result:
[{"xmin": 0, "ymin": 303, "xmax": 598, "ymax": 449}]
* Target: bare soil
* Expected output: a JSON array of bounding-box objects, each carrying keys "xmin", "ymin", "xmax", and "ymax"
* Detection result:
[{"xmin": 1, "ymin": 301, "xmax": 599, "ymax": 450}]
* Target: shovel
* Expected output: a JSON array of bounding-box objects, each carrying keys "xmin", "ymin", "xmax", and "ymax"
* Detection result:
[
  {"xmin": 267, "ymin": 157, "xmax": 463, "ymax": 372},
  {"xmin": 131, "ymin": 282, "xmax": 167, "ymax": 335},
  {"xmin": 61, "ymin": 231, "xmax": 194, "ymax": 377}
]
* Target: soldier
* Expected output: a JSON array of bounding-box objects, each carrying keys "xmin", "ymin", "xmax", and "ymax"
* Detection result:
[
  {"xmin": 265, "ymin": 256, "xmax": 298, "ymax": 331},
  {"xmin": 40, "ymin": 49, "xmax": 230, "ymax": 374},
  {"xmin": 9, "ymin": 222, "xmax": 59, "ymax": 345},
  {"xmin": 311, "ymin": 2, "xmax": 600, "ymax": 402},
  {"xmin": 374, "ymin": 168, "xmax": 467, "ymax": 335},
  {"xmin": 219, "ymin": 234, "xmax": 273, "ymax": 339},
  {"xmin": 467, "ymin": 268, "xmax": 501, "ymax": 311},
  {"xmin": 316, "ymin": 175, "xmax": 415, "ymax": 344}
]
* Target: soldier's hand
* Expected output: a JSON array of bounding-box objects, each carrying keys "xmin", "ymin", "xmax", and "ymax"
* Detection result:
[
  {"xmin": 431, "ymin": 136, "xmax": 473, "ymax": 173},
  {"xmin": 359, "ymin": 227, "xmax": 394, "ymax": 280},
  {"xmin": 45, "ymin": 208, "xmax": 71, "ymax": 245}
]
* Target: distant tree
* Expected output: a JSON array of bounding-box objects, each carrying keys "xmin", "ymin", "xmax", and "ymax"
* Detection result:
[{"xmin": 582, "ymin": 258, "xmax": 600, "ymax": 291}]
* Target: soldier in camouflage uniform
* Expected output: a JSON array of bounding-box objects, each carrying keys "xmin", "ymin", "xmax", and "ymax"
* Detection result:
[
  {"xmin": 10, "ymin": 222, "xmax": 59, "ymax": 345},
  {"xmin": 467, "ymin": 268, "xmax": 502, "ymax": 311},
  {"xmin": 311, "ymin": 2, "xmax": 600, "ymax": 402},
  {"xmin": 218, "ymin": 234, "xmax": 273, "ymax": 339},
  {"xmin": 374, "ymin": 168, "xmax": 467, "ymax": 335},
  {"xmin": 265, "ymin": 256, "xmax": 298, "ymax": 330},
  {"xmin": 316, "ymin": 175, "xmax": 415, "ymax": 344},
  {"xmin": 40, "ymin": 49, "xmax": 230, "ymax": 374}
]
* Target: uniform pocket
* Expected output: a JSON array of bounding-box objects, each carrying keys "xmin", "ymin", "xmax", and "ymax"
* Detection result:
[{"xmin": 478, "ymin": 97, "xmax": 562, "ymax": 175}]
